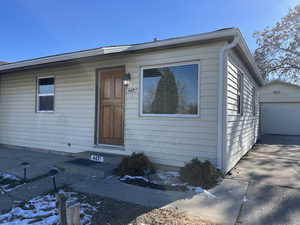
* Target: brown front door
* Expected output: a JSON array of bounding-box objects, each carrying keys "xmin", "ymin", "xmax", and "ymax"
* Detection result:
[{"xmin": 99, "ymin": 68, "xmax": 124, "ymax": 145}]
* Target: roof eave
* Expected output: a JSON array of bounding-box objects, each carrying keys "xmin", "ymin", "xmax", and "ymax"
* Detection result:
[
  {"xmin": 0, "ymin": 29, "xmax": 237, "ymax": 74},
  {"xmin": 264, "ymin": 80, "xmax": 300, "ymax": 88},
  {"xmin": 234, "ymin": 30, "xmax": 265, "ymax": 86}
]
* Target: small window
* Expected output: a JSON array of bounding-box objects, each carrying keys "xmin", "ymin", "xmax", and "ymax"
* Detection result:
[
  {"xmin": 237, "ymin": 71, "xmax": 243, "ymax": 115},
  {"xmin": 252, "ymin": 87, "xmax": 256, "ymax": 116},
  {"xmin": 141, "ymin": 62, "xmax": 199, "ymax": 116},
  {"xmin": 37, "ymin": 77, "xmax": 55, "ymax": 112}
]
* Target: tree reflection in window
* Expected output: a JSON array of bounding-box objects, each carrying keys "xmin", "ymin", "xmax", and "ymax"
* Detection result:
[{"xmin": 142, "ymin": 64, "xmax": 198, "ymax": 115}]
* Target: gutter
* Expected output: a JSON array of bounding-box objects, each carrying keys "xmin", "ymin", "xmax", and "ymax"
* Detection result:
[{"xmin": 217, "ymin": 34, "xmax": 240, "ymax": 172}]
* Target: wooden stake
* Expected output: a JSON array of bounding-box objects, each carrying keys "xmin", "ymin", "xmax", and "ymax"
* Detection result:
[
  {"xmin": 56, "ymin": 193, "xmax": 68, "ymax": 225},
  {"xmin": 67, "ymin": 204, "xmax": 81, "ymax": 225}
]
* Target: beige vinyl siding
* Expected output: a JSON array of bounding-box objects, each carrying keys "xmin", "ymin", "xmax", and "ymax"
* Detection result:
[
  {"xmin": 0, "ymin": 42, "xmax": 224, "ymax": 167},
  {"xmin": 224, "ymin": 50, "xmax": 259, "ymax": 172},
  {"xmin": 260, "ymin": 83, "xmax": 300, "ymax": 103}
]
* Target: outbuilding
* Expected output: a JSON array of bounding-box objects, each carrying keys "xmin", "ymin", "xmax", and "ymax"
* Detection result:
[{"xmin": 260, "ymin": 80, "xmax": 300, "ymax": 136}]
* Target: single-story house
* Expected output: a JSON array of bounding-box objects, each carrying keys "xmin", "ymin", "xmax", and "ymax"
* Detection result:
[
  {"xmin": 259, "ymin": 80, "xmax": 300, "ymax": 136},
  {"xmin": 0, "ymin": 28, "xmax": 263, "ymax": 173}
]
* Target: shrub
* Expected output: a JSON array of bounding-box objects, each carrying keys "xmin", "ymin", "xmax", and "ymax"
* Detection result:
[
  {"xmin": 179, "ymin": 158, "xmax": 223, "ymax": 189},
  {"xmin": 116, "ymin": 152, "xmax": 156, "ymax": 176}
]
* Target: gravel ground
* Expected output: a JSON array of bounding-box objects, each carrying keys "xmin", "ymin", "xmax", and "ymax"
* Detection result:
[
  {"xmin": 74, "ymin": 191, "xmax": 217, "ymax": 225},
  {"xmin": 79, "ymin": 192, "xmax": 152, "ymax": 225},
  {"xmin": 128, "ymin": 208, "xmax": 217, "ymax": 225}
]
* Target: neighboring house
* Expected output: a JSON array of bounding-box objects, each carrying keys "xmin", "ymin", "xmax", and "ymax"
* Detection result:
[
  {"xmin": 259, "ymin": 80, "xmax": 300, "ymax": 136},
  {"xmin": 0, "ymin": 28, "xmax": 263, "ymax": 173}
]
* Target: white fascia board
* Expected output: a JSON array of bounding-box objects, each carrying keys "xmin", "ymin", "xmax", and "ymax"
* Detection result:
[{"xmin": 0, "ymin": 46, "xmax": 131, "ymax": 72}]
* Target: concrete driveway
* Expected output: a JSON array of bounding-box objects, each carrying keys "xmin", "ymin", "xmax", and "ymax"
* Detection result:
[{"xmin": 229, "ymin": 135, "xmax": 300, "ymax": 225}]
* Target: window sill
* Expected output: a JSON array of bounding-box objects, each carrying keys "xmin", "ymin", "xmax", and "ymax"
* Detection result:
[
  {"xmin": 140, "ymin": 113, "xmax": 200, "ymax": 118},
  {"xmin": 36, "ymin": 111, "xmax": 55, "ymax": 113}
]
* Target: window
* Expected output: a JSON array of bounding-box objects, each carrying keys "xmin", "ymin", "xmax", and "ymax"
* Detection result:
[
  {"xmin": 237, "ymin": 71, "xmax": 243, "ymax": 115},
  {"xmin": 252, "ymin": 87, "xmax": 256, "ymax": 116},
  {"xmin": 37, "ymin": 77, "xmax": 55, "ymax": 112},
  {"xmin": 141, "ymin": 62, "xmax": 199, "ymax": 116}
]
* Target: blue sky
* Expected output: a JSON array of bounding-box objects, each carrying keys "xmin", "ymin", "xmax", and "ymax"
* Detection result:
[{"xmin": 0, "ymin": 0, "xmax": 298, "ymax": 62}]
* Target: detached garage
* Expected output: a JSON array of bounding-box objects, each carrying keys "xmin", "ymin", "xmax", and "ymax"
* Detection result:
[{"xmin": 260, "ymin": 81, "xmax": 300, "ymax": 136}]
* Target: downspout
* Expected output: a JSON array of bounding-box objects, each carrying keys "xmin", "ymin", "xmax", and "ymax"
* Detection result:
[{"xmin": 217, "ymin": 34, "xmax": 239, "ymax": 172}]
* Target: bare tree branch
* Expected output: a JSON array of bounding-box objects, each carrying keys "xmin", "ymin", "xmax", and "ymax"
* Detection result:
[{"xmin": 253, "ymin": 3, "xmax": 300, "ymax": 83}]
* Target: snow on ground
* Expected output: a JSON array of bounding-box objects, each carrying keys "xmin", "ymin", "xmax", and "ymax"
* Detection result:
[
  {"xmin": 120, "ymin": 175, "xmax": 149, "ymax": 182},
  {"xmin": 0, "ymin": 191, "xmax": 98, "ymax": 225},
  {"xmin": 156, "ymin": 170, "xmax": 216, "ymax": 197},
  {"xmin": 1, "ymin": 173, "xmax": 20, "ymax": 181},
  {"xmin": 0, "ymin": 173, "xmax": 23, "ymax": 194},
  {"xmin": 120, "ymin": 170, "xmax": 216, "ymax": 198}
]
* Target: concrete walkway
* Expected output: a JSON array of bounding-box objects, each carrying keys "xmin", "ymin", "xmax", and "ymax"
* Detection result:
[
  {"xmin": 71, "ymin": 176, "xmax": 248, "ymax": 225},
  {"xmin": 229, "ymin": 135, "xmax": 300, "ymax": 225},
  {"xmin": 166, "ymin": 179, "xmax": 248, "ymax": 225},
  {"xmin": 71, "ymin": 176, "xmax": 193, "ymax": 207}
]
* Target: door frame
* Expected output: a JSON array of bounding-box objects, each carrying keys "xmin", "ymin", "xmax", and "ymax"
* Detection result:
[{"xmin": 94, "ymin": 66, "xmax": 126, "ymax": 147}]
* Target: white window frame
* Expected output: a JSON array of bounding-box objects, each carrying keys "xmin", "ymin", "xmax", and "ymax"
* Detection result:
[
  {"xmin": 139, "ymin": 61, "xmax": 200, "ymax": 118},
  {"xmin": 237, "ymin": 71, "xmax": 244, "ymax": 116},
  {"xmin": 36, "ymin": 76, "xmax": 55, "ymax": 113}
]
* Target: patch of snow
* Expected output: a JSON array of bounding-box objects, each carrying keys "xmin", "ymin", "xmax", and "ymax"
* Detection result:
[
  {"xmin": 187, "ymin": 185, "xmax": 216, "ymax": 198},
  {"xmin": 156, "ymin": 171, "xmax": 180, "ymax": 180},
  {"xmin": 0, "ymin": 173, "xmax": 23, "ymax": 193},
  {"xmin": 120, "ymin": 175, "xmax": 149, "ymax": 182},
  {"xmin": 1, "ymin": 173, "xmax": 20, "ymax": 181},
  {"xmin": 187, "ymin": 186, "xmax": 204, "ymax": 193},
  {"xmin": 203, "ymin": 190, "xmax": 216, "ymax": 198},
  {"xmin": 170, "ymin": 183, "xmax": 186, "ymax": 187},
  {"xmin": 194, "ymin": 187, "xmax": 205, "ymax": 193},
  {"xmin": 0, "ymin": 191, "xmax": 97, "ymax": 225},
  {"xmin": 121, "ymin": 173, "xmax": 217, "ymax": 198},
  {"xmin": 2, "ymin": 184, "xmax": 23, "ymax": 193},
  {"xmin": 243, "ymin": 195, "xmax": 248, "ymax": 202}
]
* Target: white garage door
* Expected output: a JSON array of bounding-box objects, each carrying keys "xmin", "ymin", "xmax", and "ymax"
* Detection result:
[{"xmin": 261, "ymin": 103, "xmax": 300, "ymax": 135}]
